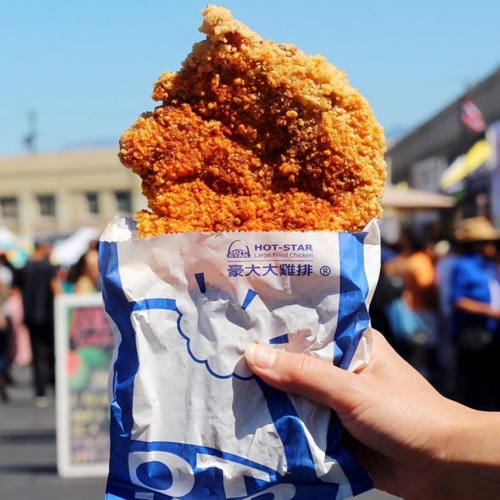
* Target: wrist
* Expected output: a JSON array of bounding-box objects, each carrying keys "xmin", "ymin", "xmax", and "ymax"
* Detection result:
[{"xmin": 437, "ymin": 403, "xmax": 500, "ymax": 498}]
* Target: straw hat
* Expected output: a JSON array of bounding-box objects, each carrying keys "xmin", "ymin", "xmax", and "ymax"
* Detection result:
[{"xmin": 454, "ymin": 216, "xmax": 500, "ymax": 242}]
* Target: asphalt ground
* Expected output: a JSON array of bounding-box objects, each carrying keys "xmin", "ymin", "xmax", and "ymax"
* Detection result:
[
  {"xmin": 0, "ymin": 365, "xmax": 398, "ymax": 500},
  {"xmin": 0, "ymin": 365, "xmax": 106, "ymax": 499}
]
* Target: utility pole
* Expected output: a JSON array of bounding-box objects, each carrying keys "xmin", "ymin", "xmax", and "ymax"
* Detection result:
[{"xmin": 23, "ymin": 110, "xmax": 37, "ymax": 153}]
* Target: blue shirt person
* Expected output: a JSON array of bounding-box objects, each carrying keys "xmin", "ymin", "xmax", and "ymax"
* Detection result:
[{"xmin": 450, "ymin": 216, "xmax": 500, "ymax": 410}]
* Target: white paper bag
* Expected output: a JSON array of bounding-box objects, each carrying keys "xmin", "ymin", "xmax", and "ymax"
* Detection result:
[{"xmin": 100, "ymin": 216, "xmax": 380, "ymax": 500}]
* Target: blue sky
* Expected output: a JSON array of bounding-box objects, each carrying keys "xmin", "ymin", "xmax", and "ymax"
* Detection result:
[{"xmin": 1, "ymin": 0, "xmax": 499, "ymax": 156}]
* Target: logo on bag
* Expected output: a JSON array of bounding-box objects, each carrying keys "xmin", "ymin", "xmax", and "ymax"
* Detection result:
[
  {"xmin": 226, "ymin": 240, "xmax": 316, "ymax": 278},
  {"xmin": 128, "ymin": 448, "xmax": 297, "ymax": 499},
  {"xmin": 227, "ymin": 240, "xmax": 251, "ymax": 258}
]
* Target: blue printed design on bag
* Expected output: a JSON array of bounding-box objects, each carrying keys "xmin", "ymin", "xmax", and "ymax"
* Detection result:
[
  {"xmin": 132, "ymin": 295, "xmax": 255, "ymax": 381},
  {"xmin": 335, "ymin": 231, "xmax": 371, "ymax": 369},
  {"xmin": 99, "ymin": 232, "xmax": 373, "ymax": 500}
]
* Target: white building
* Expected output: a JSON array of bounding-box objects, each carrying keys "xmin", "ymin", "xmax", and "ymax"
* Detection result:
[{"xmin": 0, "ymin": 148, "xmax": 146, "ymax": 240}]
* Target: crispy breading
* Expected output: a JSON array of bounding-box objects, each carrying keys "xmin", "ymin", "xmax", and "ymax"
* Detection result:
[{"xmin": 119, "ymin": 5, "xmax": 386, "ymax": 236}]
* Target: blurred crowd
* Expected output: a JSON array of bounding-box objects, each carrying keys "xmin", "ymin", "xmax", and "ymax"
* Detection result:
[
  {"xmin": 371, "ymin": 215, "xmax": 500, "ymax": 411},
  {"xmin": 3, "ymin": 215, "xmax": 500, "ymax": 413},
  {"xmin": 0, "ymin": 238, "xmax": 100, "ymax": 405}
]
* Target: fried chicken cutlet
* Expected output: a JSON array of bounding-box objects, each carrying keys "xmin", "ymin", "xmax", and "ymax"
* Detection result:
[{"xmin": 119, "ymin": 5, "xmax": 386, "ymax": 236}]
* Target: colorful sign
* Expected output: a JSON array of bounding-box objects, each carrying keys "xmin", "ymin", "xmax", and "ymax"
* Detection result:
[{"xmin": 55, "ymin": 293, "xmax": 113, "ymax": 477}]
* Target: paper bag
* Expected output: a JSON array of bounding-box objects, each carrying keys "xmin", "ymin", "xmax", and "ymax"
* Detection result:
[{"xmin": 99, "ymin": 216, "xmax": 380, "ymax": 499}]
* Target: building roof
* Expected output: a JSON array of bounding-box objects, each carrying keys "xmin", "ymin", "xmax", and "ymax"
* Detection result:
[
  {"xmin": 0, "ymin": 148, "xmax": 133, "ymax": 195},
  {"xmin": 386, "ymin": 65, "xmax": 500, "ymax": 184}
]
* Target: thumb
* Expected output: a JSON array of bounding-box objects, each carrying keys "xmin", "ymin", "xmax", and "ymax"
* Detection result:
[{"xmin": 244, "ymin": 344, "xmax": 363, "ymax": 414}]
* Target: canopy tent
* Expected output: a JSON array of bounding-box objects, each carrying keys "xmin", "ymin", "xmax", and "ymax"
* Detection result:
[
  {"xmin": 382, "ymin": 184, "xmax": 455, "ymax": 209},
  {"xmin": 0, "ymin": 227, "xmax": 32, "ymax": 267},
  {"xmin": 0, "ymin": 227, "xmax": 17, "ymax": 248},
  {"xmin": 51, "ymin": 226, "xmax": 100, "ymax": 267}
]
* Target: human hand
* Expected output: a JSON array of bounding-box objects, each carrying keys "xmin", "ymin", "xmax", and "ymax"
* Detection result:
[{"xmin": 245, "ymin": 329, "xmax": 500, "ymax": 499}]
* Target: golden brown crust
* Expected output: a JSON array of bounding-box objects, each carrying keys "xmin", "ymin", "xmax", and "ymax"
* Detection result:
[{"xmin": 119, "ymin": 5, "xmax": 386, "ymax": 236}]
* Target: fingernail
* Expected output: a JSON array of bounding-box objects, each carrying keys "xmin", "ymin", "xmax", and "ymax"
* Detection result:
[{"xmin": 245, "ymin": 344, "xmax": 277, "ymax": 369}]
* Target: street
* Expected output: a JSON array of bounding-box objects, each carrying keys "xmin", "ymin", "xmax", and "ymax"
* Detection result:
[
  {"xmin": 0, "ymin": 365, "xmax": 398, "ymax": 500},
  {"xmin": 0, "ymin": 366, "xmax": 106, "ymax": 499}
]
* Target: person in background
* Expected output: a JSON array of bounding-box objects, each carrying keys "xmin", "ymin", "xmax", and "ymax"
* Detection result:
[
  {"xmin": 66, "ymin": 245, "xmax": 100, "ymax": 294},
  {"xmin": 17, "ymin": 240, "xmax": 58, "ymax": 407},
  {"xmin": 389, "ymin": 227, "xmax": 438, "ymax": 381},
  {"xmin": 433, "ymin": 238, "xmax": 460, "ymax": 398},
  {"xmin": 7, "ymin": 267, "xmax": 32, "ymax": 369},
  {"xmin": 404, "ymin": 232, "xmax": 438, "ymax": 340},
  {"xmin": 369, "ymin": 243, "xmax": 404, "ymax": 350},
  {"xmin": 451, "ymin": 216, "xmax": 500, "ymax": 410},
  {"xmin": 0, "ymin": 252, "xmax": 14, "ymax": 402}
]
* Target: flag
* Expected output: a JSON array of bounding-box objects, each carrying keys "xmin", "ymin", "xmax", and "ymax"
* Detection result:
[{"xmin": 460, "ymin": 97, "xmax": 486, "ymax": 134}]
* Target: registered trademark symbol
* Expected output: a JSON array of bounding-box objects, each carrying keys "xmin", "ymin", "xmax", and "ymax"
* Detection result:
[{"xmin": 319, "ymin": 266, "xmax": 331, "ymax": 276}]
